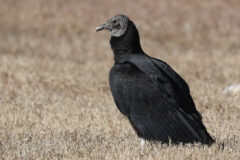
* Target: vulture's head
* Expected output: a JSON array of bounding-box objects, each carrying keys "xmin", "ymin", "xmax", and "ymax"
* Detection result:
[{"xmin": 96, "ymin": 14, "xmax": 129, "ymax": 37}]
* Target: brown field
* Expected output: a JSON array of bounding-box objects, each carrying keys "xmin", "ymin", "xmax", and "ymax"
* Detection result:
[{"xmin": 0, "ymin": 0, "xmax": 240, "ymax": 159}]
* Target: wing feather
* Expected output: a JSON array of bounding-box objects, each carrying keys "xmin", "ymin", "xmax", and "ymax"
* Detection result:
[{"xmin": 110, "ymin": 54, "xmax": 214, "ymax": 144}]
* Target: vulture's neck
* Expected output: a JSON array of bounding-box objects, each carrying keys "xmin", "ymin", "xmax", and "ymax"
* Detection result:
[{"xmin": 110, "ymin": 21, "xmax": 144, "ymax": 63}]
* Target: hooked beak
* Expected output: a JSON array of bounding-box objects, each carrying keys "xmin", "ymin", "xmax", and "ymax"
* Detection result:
[{"xmin": 96, "ymin": 22, "xmax": 111, "ymax": 32}]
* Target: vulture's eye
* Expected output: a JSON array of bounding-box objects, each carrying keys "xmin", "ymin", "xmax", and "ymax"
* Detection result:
[{"xmin": 112, "ymin": 20, "xmax": 117, "ymax": 24}]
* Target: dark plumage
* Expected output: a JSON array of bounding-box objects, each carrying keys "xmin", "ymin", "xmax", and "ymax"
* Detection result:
[{"xmin": 96, "ymin": 15, "xmax": 214, "ymax": 145}]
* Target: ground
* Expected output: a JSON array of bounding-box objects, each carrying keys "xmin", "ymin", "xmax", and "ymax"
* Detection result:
[{"xmin": 0, "ymin": 0, "xmax": 240, "ymax": 159}]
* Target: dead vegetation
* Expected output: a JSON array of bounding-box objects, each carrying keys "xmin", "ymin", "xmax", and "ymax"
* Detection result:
[{"xmin": 0, "ymin": 0, "xmax": 240, "ymax": 159}]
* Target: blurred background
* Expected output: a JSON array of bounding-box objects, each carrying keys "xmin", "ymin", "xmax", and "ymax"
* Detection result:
[{"xmin": 0, "ymin": 0, "xmax": 240, "ymax": 159}]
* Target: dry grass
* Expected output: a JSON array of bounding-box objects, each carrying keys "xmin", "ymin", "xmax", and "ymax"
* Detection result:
[{"xmin": 0, "ymin": 0, "xmax": 240, "ymax": 159}]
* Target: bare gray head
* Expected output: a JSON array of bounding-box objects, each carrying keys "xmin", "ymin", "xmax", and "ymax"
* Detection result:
[{"xmin": 96, "ymin": 15, "xmax": 129, "ymax": 37}]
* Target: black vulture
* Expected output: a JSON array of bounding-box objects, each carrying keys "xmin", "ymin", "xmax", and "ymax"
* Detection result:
[{"xmin": 96, "ymin": 14, "xmax": 214, "ymax": 145}]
